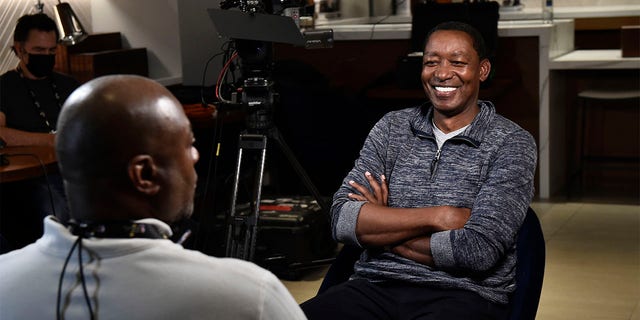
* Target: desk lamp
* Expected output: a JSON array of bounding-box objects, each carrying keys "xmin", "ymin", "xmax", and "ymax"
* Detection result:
[{"xmin": 54, "ymin": 0, "xmax": 88, "ymax": 45}]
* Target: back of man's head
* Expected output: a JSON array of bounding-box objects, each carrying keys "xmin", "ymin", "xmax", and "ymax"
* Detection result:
[
  {"xmin": 59, "ymin": 75, "xmax": 165, "ymax": 180},
  {"xmin": 56, "ymin": 75, "xmax": 197, "ymax": 222}
]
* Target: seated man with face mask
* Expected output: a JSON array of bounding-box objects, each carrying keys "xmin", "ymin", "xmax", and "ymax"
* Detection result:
[
  {"xmin": 0, "ymin": 13, "xmax": 79, "ymax": 146},
  {"xmin": 0, "ymin": 13, "xmax": 78, "ymax": 250}
]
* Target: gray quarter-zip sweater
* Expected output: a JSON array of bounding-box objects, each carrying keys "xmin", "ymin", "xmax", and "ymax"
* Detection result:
[{"xmin": 331, "ymin": 101, "xmax": 537, "ymax": 304}]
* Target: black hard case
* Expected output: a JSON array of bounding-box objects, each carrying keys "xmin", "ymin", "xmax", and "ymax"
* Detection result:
[{"xmin": 252, "ymin": 197, "xmax": 337, "ymax": 279}]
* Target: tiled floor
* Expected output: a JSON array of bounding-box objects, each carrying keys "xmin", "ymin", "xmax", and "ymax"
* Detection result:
[{"xmin": 281, "ymin": 201, "xmax": 640, "ymax": 319}]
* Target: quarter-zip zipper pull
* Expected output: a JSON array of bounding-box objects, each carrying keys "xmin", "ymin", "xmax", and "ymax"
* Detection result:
[{"xmin": 430, "ymin": 148, "xmax": 441, "ymax": 180}]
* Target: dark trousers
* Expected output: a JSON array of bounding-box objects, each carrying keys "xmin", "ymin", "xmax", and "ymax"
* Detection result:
[
  {"xmin": 301, "ymin": 279, "xmax": 509, "ymax": 320},
  {"xmin": 0, "ymin": 173, "xmax": 69, "ymax": 252}
]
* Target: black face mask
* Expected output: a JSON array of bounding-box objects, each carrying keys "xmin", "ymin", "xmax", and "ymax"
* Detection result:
[{"xmin": 25, "ymin": 53, "xmax": 55, "ymax": 78}]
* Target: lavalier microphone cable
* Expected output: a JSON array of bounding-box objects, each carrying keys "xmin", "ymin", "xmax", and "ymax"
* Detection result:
[
  {"xmin": 55, "ymin": 220, "xmax": 172, "ymax": 319},
  {"xmin": 56, "ymin": 226, "xmax": 95, "ymax": 320}
]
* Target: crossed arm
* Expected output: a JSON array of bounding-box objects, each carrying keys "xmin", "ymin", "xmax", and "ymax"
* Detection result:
[{"xmin": 347, "ymin": 171, "xmax": 470, "ymax": 266}]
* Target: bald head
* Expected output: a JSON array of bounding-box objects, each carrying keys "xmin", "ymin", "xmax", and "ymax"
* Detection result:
[
  {"xmin": 57, "ymin": 75, "xmax": 186, "ymax": 181},
  {"xmin": 56, "ymin": 75, "xmax": 199, "ymax": 222}
]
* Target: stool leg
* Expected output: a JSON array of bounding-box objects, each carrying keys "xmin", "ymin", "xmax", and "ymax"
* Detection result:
[
  {"xmin": 578, "ymin": 98, "xmax": 589, "ymax": 199},
  {"xmin": 568, "ymin": 98, "xmax": 585, "ymax": 200}
]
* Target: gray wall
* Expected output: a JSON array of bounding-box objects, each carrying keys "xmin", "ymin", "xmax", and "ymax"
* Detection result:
[
  {"xmin": 91, "ymin": 0, "xmax": 182, "ymax": 85},
  {"xmin": 177, "ymin": 0, "xmax": 224, "ymax": 87}
]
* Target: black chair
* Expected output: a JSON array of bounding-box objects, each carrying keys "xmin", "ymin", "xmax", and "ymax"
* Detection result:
[
  {"xmin": 510, "ymin": 207, "xmax": 546, "ymax": 320},
  {"xmin": 316, "ymin": 207, "xmax": 545, "ymax": 320},
  {"xmin": 0, "ymin": 232, "xmax": 13, "ymax": 254}
]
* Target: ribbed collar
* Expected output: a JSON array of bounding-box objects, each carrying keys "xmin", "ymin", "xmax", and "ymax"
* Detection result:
[{"xmin": 410, "ymin": 100, "xmax": 496, "ymax": 148}]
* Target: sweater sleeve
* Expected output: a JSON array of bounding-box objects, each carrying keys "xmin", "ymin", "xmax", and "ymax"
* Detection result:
[
  {"xmin": 431, "ymin": 128, "xmax": 537, "ymax": 273},
  {"xmin": 330, "ymin": 113, "xmax": 393, "ymax": 247}
]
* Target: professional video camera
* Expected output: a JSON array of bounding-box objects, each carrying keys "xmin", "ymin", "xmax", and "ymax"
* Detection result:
[
  {"xmin": 211, "ymin": 0, "xmax": 331, "ymax": 130},
  {"xmin": 207, "ymin": 1, "xmax": 334, "ymax": 263}
]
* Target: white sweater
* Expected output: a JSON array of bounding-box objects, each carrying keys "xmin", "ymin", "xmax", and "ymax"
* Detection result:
[{"xmin": 0, "ymin": 216, "xmax": 307, "ymax": 320}]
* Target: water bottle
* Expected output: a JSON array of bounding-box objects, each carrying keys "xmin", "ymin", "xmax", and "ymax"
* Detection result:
[{"xmin": 542, "ymin": 0, "xmax": 553, "ymax": 24}]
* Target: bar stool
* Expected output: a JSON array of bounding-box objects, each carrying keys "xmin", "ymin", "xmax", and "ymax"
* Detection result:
[{"xmin": 571, "ymin": 89, "xmax": 640, "ymax": 199}]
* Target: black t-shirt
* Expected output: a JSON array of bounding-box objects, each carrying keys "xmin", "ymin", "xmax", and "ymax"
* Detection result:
[{"xmin": 0, "ymin": 70, "xmax": 79, "ymax": 133}]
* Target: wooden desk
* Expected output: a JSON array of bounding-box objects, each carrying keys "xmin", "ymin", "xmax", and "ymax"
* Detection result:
[{"xmin": 0, "ymin": 146, "xmax": 57, "ymax": 183}]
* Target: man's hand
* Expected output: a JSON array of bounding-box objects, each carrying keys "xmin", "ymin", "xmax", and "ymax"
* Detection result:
[
  {"xmin": 347, "ymin": 171, "xmax": 388, "ymax": 206},
  {"xmin": 348, "ymin": 171, "xmax": 472, "ymax": 254}
]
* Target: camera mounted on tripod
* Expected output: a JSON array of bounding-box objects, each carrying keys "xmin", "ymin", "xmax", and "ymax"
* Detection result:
[
  {"xmin": 235, "ymin": 37, "xmax": 276, "ymax": 131},
  {"xmin": 208, "ymin": 1, "xmax": 334, "ymax": 263},
  {"xmin": 208, "ymin": 0, "xmax": 333, "ymax": 127},
  {"xmin": 210, "ymin": 0, "xmax": 332, "ymax": 131}
]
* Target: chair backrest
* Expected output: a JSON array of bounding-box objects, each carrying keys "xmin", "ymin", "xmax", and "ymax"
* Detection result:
[
  {"xmin": 317, "ymin": 207, "xmax": 546, "ymax": 320},
  {"xmin": 0, "ymin": 232, "xmax": 13, "ymax": 254},
  {"xmin": 510, "ymin": 207, "xmax": 546, "ymax": 320},
  {"xmin": 317, "ymin": 243, "xmax": 362, "ymax": 295}
]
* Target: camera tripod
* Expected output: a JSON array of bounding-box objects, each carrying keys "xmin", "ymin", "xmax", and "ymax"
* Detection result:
[
  {"xmin": 207, "ymin": 6, "xmax": 333, "ymax": 262},
  {"xmin": 224, "ymin": 106, "xmax": 328, "ymax": 262}
]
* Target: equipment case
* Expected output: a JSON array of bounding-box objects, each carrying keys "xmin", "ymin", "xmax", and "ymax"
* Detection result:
[{"xmin": 252, "ymin": 197, "xmax": 337, "ymax": 279}]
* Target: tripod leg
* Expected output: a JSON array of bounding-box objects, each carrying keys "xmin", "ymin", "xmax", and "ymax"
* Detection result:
[
  {"xmin": 269, "ymin": 126, "xmax": 329, "ymax": 213},
  {"xmin": 225, "ymin": 142, "xmax": 244, "ymax": 258},
  {"xmin": 225, "ymin": 133, "xmax": 268, "ymax": 261}
]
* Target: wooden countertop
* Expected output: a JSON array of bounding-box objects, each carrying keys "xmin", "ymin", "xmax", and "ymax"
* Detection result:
[
  {"xmin": 0, "ymin": 146, "xmax": 58, "ymax": 183},
  {"xmin": 550, "ymin": 49, "xmax": 640, "ymax": 70}
]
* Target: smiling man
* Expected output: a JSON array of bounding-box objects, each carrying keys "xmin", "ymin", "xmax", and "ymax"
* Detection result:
[{"xmin": 301, "ymin": 21, "xmax": 538, "ymax": 319}]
